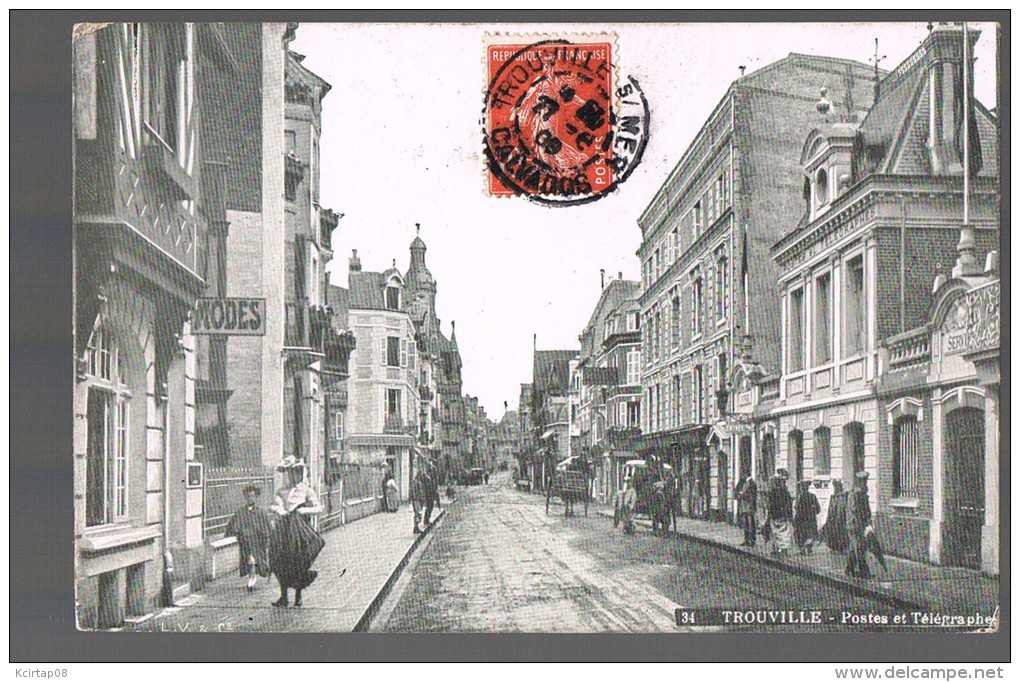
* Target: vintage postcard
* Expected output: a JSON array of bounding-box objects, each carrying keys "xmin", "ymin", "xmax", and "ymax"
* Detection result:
[{"xmin": 66, "ymin": 18, "xmax": 1002, "ymax": 650}]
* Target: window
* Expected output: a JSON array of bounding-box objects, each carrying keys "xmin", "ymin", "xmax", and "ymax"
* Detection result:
[
  {"xmin": 672, "ymin": 295, "xmax": 680, "ymax": 346},
  {"xmin": 386, "ymin": 336, "xmax": 401, "ymax": 367},
  {"xmin": 285, "ymin": 129, "xmax": 297, "ymax": 154},
  {"xmin": 674, "ymin": 375, "xmax": 682, "ymax": 423},
  {"xmin": 691, "ymin": 274, "xmax": 702, "ymax": 337},
  {"xmin": 789, "ymin": 430, "xmax": 804, "ymax": 484},
  {"xmin": 334, "ymin": 412, "xmax": 344, "ymax": 441},
  {"xmin": 654, "ymin": 248, "xmax": 661, "ymax": 279},
  {"xmin": 143, "ymin": 24, "xmax": 191, "ymax": 161},
  {"xmin": 626, "ymin": 350, "xmax": 640, "ymax": 386},
  {"xmin": 671, "ymin": 227, "xmax": 679, "ymax": 262},
  {"xmin": 628, "ymin": 312, "xmax": 639, "ymax": 332},
  {"xmin": 693, "ymin": 202, "xmax": 703, "ymax": 238},
  {"xmin": 844, "ymin": 255, "xmax": 866, "ymax": 355},
  {"xmin": 716, "ymin": 175, "xmax": 725, "ymax": 216},
  {"xmin": 628, "ymin": 402, "xmax": 641, "ymax": 427},
  {"xmin": 716, "ymin": 254, "xmax": 728, "ymax": 321},
  {"xmin": 655, "ymin": 384, "xmax": 662, "ymax": 431},
  {"xmin": 605, "ymin": 318, "xmax": 615, "ymax": 339},
  {"xmin": 85, "ymin": 326, "xmax": 130, "ymax": 527},
  {"xmin": 693, "ymin": 365, "xmax": 704, "ymax": 423},
  {"xmin": 814, "ymin": 167, "xmax": 829, "ymax": 208},
  {"xmin": 893, "ymin": 416, "xmax": 920, "ymax": 497},
  {"xmin": 386, "ymin": 286, "xmax": 401, "ymax": 311},
  {"xmin": 815, "ymin": 273, "xmax": 832, "ymax": 364},
  {"xmin": 788, "ymin": 287, "xmax": 805, "ymax": 372},
  {"xmin": 387, "ymin": 389, "xmax": 402, "ymax": 420},
  {"xmin": 813, "ymin": 426, "xmax": 831, "ymax": 476},
  {"xmin": 844, "ymin": 422, "xmax": 865, "ymax": 479},
  {"xmin": 706, "ymin": 188, "xmax": 716, "ymax": 225},
  {"xmin": 654, "ymin": 310, "xmax": 661, "ymax": 360}
]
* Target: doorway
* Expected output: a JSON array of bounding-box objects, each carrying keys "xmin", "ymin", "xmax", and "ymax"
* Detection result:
[{"xmin": 944, "ymin": 407, "xmax": 985, "ymax": 570}]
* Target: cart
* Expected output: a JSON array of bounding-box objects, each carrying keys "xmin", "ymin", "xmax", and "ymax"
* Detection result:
[{"xmin": 545, "ymin": 469, "xmax": 589, "ymax": 517}]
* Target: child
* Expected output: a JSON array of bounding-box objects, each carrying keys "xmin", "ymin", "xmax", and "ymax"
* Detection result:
[{"xmin": 225, "ymin": 484, "xmax": 273, "ymax": 591}]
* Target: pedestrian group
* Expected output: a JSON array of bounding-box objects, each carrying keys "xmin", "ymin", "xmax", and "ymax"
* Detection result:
[{"xmin": 224, "ymin": 456, "xmax": 328, "ymax": 608}]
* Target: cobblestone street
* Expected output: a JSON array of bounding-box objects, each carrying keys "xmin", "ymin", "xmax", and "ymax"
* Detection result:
[{"xmin": 381, "ymin": 474, "xmax": 896, "ymax": 632}]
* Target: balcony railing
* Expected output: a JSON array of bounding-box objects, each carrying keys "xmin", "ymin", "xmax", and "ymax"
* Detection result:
[
  {"xmin": 886, "ymin": 327, "xmax": 932, "ymax": 371},
  {"xmin": 383, "ymin": 416, "xmax": 408, "ymax": 435}
]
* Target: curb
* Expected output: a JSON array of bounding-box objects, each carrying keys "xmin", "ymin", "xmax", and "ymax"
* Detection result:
[
  {"xmin": 351, "ymin": 498, "xmax": 455, "ymax": 632},
  {"xmin": 598, "ymin": 510, "xmax": 926, "ymax": 612}
]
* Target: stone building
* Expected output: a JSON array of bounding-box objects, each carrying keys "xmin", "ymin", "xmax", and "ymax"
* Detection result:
[
  {"xmin": 345, "ymin": 250, "xmax": 420, "ymax": 500},
  {"xmin": 575, "ymin": 275, "xmax": 641, "ymax": 503},
  {"xmin": 636, "ymin": 52, "xmax": 879, "ymax": 522},
  {"xmin": 345, "ymin": 229, "xmax": 464, "ymax": 495},
  {"xmin": 72, "ymin": 22, "xmax": 265, "ymax": 627},
  {"xmin": 748, "ymin": 24, "xmax": 999, "ymax": 572}
]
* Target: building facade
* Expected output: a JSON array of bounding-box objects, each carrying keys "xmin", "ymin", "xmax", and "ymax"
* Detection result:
[
  {"xmin": 345, "ymin": 251, "xmax": 420, "ymax": 500},
  {"xmin": 576, "ymin": 276, "xmax": 642, "ymax": 503},
  {"xmin": 517, "ymin": 383, "xmax": 533, "ymax": 480},
  {"xmin": 636, "ymin": 53, "xmax": 879, "ymax": 522},
  {"xmin": 753, "ymin": 24, "xmax": 999, "ymax": 573},
  {"xmin": 73, "ymin": 22, "xmax": 229, "ymax": 627},
  {"xmin": 531, "ymin": 347, "xmax": 578, "ymax": 490}
]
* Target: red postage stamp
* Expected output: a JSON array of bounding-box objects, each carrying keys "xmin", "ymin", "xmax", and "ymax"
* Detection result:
[{"xmin": 484, "ymin": 35, "xmax": 648, "ymax": 206}]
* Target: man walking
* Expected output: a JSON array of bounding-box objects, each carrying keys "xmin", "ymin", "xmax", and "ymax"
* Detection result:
[{"xmin": 735, "ymin": 474, "xmax": 757, "ymax": 547}]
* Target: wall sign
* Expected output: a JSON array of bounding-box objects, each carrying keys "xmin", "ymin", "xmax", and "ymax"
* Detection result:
[{"xmin": 193, "ymin": 297, "xmax": 266, "ymax": 335}]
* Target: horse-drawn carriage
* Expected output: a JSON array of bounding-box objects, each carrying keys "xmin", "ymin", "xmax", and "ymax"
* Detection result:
[
  {"xmin": 613, "ymin": 459, "xmax": 676, "ymax": 535},
  {"xmin": 545, "ymin": 458, "xmax": 589, "ymax": 517}
]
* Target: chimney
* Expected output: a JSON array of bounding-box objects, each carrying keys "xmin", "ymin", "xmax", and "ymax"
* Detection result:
[
  {"xmin": 600, "ymin": 269, "xmax": 605, "ymax": 289},
  {"xmin": 618, "ymin": 271, "xmax": 623, "ymax": 280},
  {"xmin": 739, "ymin": 65, "xmax": 746, "ymax": 77},
  {"xmin": 349, "ymin": 248, "xmax": 361, "ymax": 272}
]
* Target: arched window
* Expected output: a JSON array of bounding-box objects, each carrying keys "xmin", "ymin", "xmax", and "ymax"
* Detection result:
[
  {"xmin": 813, "ymin": 426, "xmax": 831, "ymax": 476},
  {"xmin": 84, "ymin": 324, "xmax": 131, "ymax": 526},
  {"xmin": 844, "ymin": 422, "xmax": 865, "ymax": 479},
  {"xmin": 789, "ymin": 430, "xmax": 804, "ymax": 484},
  {"xmin": 893, "ymin": 416, "xmax": 919, "ymax": 497}
]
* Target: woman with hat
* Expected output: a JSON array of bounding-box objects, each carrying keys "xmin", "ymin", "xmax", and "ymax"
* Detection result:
[
  {"xmin": 225, "ymin": 483, "xmax": 273, "ymax": 592},
  {"xmin": 268, "ymin": 456, "xmax": 325, "ymax": 607},
  {"xmin": 766, "ymin": 469, "xmax": 794, "ymax": 557},
  {"xmin": 793, "ymin": 479, "xmax": 821, "ymax": 555}
]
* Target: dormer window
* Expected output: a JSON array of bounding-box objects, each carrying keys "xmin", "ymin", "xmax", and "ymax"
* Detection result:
[
  {"xmin": 386, "ymin": 286, "xmax": 401, "ymax": 311},
  {"xmin": 814, "ymin": 167, "xmax": 829, "ymax": 208}
]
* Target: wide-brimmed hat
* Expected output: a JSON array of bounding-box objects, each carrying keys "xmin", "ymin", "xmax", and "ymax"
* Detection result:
[
  {"xmin": 242, "ymin": 484, "xmax": 261, "ymax": 496},
  {"xmin": 276, "ymin": 455, "xmax": 307, "ymax": 471}
]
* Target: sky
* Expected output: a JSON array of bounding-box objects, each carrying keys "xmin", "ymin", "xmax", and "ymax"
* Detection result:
[{"xmin": 290, "ymin": 21, "xmax": 998, "ymax": 421}]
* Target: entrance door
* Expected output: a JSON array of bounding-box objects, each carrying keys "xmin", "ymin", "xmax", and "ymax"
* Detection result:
[
  {"xmin": 739, "ymin": 436, "xmax": 752, "ymax": 480},
  {"xmin": 944, "ymin": 407, "xmax": 984, "ymax": 570},
  {"xmin": 717, "ymin": 449, "xmax": 729, "ymax": 521},
  {"xmin": 758, "ymin": 433, "xmax": 775, "ymax": 483}
]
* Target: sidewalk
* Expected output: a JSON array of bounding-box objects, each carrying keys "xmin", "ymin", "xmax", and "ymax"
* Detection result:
[
  {"xmin": 127, "ymin": 503, "xmax": 446, "ymax": 633},
  {"xmin": 599, "ymin": 509, "xmax": 999, "ymax": 615}
]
